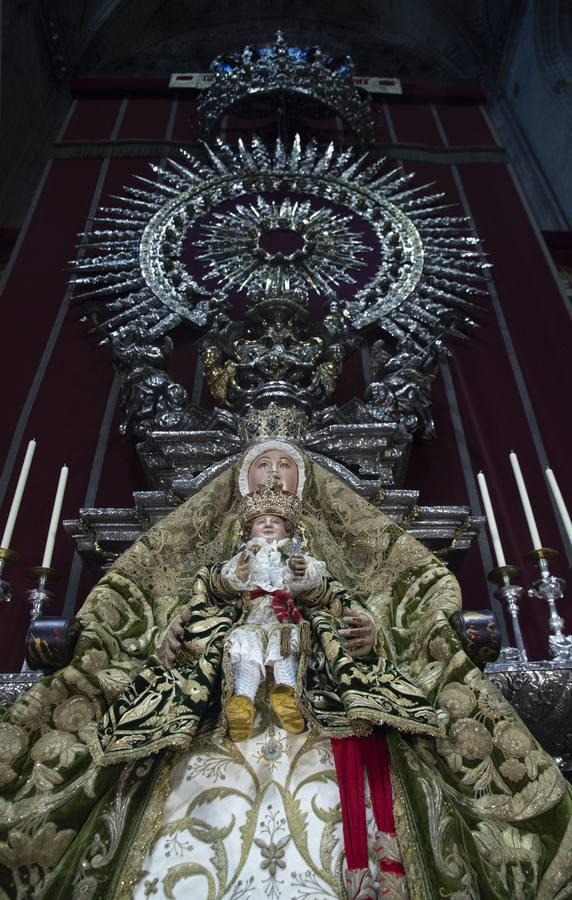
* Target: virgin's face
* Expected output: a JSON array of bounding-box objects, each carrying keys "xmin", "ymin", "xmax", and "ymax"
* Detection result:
[
  {"xmin": 249, "ymin": 515, "xmax": 288, "ymax": 543},
  {"xmin": 248, "ymin": 450, "xmax": 299, "ymax": 494}
]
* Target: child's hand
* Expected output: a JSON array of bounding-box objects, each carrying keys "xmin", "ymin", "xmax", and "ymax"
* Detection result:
[
  {"xmin": 289, "ymin": 555, "xmax": 307, "ymax": 578},
  {"xmin": 236, "ymin": 551, "xmax": 250, "ymax": 582}
]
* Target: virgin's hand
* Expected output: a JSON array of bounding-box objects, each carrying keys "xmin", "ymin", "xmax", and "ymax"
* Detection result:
[
  {"xmin": 289, "ymin": 555, "xmax": 307, "ymax": 578},
  {"xmin": 161, "ymin": 612, "xmax": 190, "ymax": 669},
  {"xmin": 339, "ymin": 610, "xmax": 375, "ymax": 657}
]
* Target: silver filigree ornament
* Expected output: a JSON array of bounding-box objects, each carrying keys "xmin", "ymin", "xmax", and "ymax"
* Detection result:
[
  {"xmin": 195, "ymin": 195, "xmax": 371, "ymax": 296},
  {"xmin": 71, "ymin": 134, "xmax": 487, "ymax": 356}
]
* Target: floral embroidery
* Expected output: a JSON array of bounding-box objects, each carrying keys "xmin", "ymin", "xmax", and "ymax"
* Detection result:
[
  {"xmin": 449, "ymin": 719, "xmax": 493, "ymax": 761},
  {"xmin": 179, "ymin": 677, "xmax": 210, "ymax": 703},
  {"xmin": 428, "ymin": 636, "xmax": 452, "ymax": 663},
  {"xmin": 52, "ymin": 696, "xmax": 95, "ymax": 732},
  {"xmin": 143, "ymin": 876, "xmax": 159, "ymax": 895},
  {"xmin": 80, "ymin": 648, "xmax": 110, "ymax": 674},
  {"xmin": 95, "ymin": 667, "xmax": 136, "ymax": 703},
  {"xmin": 8, "ymin": 683, "xmax": 59, "ymax": 729},
  {"xmin": 253, "ymin": 734, "xmax": 288, "ymax": 772},
  {"xmin": 0, "ymin": 723, "xmax": 28, "ymax": 762},
  {"xmin": 16, "ymin": 761, "xmax": 64, "ymax": 798},
  {"xmin": 0, "ymin": 763, "xmax": 17, "ymax": 788},
  {"xmin": 31, "ymin": 730, "xmax": 87, "ymax": 768},
  {"xmin": 499, "ymin": 758, "xmax": 528, "ymax": 783},
  {"xmin": 0, "ymin": 821, "xmax": 76, "ymax": 870},
  {"xmin": 494, "ymin": 722, "xmax": 533, "ymax": 759},
  {"xmin": 255, "ymin": 805, "xmax": 290, "ymax": 898},
  {"xmin": 472, "ymin": 821, "xmax": 541, "ymax": 894},
  {"xmin": 438, "ymin": 683, "xmax": 476, "ymax": 718},
  {"xmin": 476, "ymin": 683, "xmax": 505, "ymax": 721}
]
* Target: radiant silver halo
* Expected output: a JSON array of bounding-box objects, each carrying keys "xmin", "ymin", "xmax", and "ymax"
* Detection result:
[
  {"xmin": 195, "ymin": 196, "xmax": 371, "ymax": 296},
  {"xmin": 71, "ymin": 134, "xmax": 486, "ymax": 351}
]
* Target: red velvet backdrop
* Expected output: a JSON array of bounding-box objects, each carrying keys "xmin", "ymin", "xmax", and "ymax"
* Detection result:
[{"xmin": 1, "ymin": 82, "xmax": 570, "ymax": 671}]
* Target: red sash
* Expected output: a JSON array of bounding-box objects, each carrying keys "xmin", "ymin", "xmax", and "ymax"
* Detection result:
[
  {"xmin": 249, "ymin": 588, "xmax": 302, "ymax": 624},
  {"xmin": 332, "ymin": 733, "xmax": 405, "ymax": 878}
]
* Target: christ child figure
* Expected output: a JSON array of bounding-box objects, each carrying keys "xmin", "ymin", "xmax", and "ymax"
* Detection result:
[{"xmin": 221, "ymin": 475, "xmax": 325, "ymax": 741}]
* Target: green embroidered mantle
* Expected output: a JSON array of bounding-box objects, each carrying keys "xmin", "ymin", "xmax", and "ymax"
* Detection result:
[{"xmin": 0, "ymin": 461, "xmax": 570, "ymax": 899}]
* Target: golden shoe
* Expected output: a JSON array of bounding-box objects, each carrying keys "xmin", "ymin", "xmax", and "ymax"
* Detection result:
[
  {"xmin": 270, "ymin": 685, "xmax": 305, "ymax": 734},
  {"xmin": 225, "ymin": 695, "xmax": 255, "ymax": 741}
]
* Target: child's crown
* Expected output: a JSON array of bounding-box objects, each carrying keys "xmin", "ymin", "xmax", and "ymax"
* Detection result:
[{"xmin": 237, "ymin": 473, "xmax": 302, "ymax": 529}]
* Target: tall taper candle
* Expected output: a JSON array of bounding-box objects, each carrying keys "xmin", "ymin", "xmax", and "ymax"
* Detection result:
[
  {"xmin": 477, "ymin": 471, "xmax": 506, "ymax": 567},
  {"xmin": 509, "ymin": 452, "xmax": 542, "ymax": 550},
  {"xmin": 0, "ymin": 439, "xmax": 36, "ymax": 549},
  {"xmin": 546, "ymin": 468, "xmax": 572, "ymax": 547},
  {"xmin": 41, "ymin": 465, "xmax": 69, "ymax": 568}
]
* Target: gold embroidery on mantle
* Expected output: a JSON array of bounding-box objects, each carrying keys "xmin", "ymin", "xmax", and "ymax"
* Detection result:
[{"xmin": 113, "ymin": 757, "xmax": 172, "ymax": 900}]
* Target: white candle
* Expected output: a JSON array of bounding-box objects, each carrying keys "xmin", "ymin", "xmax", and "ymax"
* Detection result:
[
  {"xmin": 546, "ymin": 468, "xmax": 572, "ymax": 547},
  {"xmin": 509, "ymin": 452, "xmax": 542, "ymax": 550},
  {"xmin": 477, "ymin": 471, "xmax": 506, "ymax": 567},
  {"xmin": 1, "ymin": 439, "xmax": 36, "ymax": 549},
  {"xmin": 41, "ymin": 465, "xmax": 69, "ymax": 568}
]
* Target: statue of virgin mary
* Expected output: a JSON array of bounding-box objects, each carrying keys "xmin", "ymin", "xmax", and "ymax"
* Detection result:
[{"xmin": 0, "ymin": 437, "xmax": 571, "ymax": 900}]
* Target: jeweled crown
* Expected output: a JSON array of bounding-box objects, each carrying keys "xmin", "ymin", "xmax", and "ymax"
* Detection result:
[
  {"xmin": 199, "ymin": 31, "xmax": 373, "ymax": 141},
  {"xmin": 241, "ymin": 402, "xmax": 309, "ymax": 443},
  {"xmin": 237, "ymin": 474, "xmax": 302, "ymax": 529}
]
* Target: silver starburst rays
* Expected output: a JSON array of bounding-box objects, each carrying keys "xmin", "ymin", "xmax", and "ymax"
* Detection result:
[
  {"xmin": 196, "ymin": 196, "xmax": 370, "ymax": 295},
  {"xmin": 71, "ymin": 134, "xmax": 486, "ymax": 351}
]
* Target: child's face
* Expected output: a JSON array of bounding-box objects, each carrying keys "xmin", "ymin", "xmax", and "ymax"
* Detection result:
[{"xmin": 249, "ymin": 515, "xmax": 288, "ymax": 543}]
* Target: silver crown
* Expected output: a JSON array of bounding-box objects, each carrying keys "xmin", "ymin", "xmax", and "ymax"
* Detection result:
[
  {"xmin": 241, "ymin": 402, "xmax": 309, "ymax": 444},
  {"xmin": 198, "ymin": 31, "xmax": 374, "ymax": 142}
]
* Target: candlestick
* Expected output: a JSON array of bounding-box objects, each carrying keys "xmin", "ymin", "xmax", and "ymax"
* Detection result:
[
  {"xmin": 0, "ymin": 439, "xmax": 36, "ymax": 549},
  {"xmin": 509, "ymin": 452, "xmax": 542, "ymax": 550},
  {"xmin": 526, "ymin": 548, "xmax": 572, "ymax": 663},
  {"xmin": 477, "ymin": 471, "xmax": 506, "ymax": 567},
  {"xmin": 546, "ymin": 468, "xmax": 572, "ymax": 548},
  {"xmin": 41, "ymin": 466, "xmax": 69, "ymax": 569},
  {"xmin": 27, "ymin": 566, "xmax": 58, "ymax": 621},
  {"xmin": 487, "ymin": 565, "xmax": 527, "ymax": 664}
]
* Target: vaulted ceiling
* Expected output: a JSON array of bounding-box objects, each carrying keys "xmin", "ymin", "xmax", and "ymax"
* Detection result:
[
  {"xmin": 2, "ymin": 1, "xmax": 571, "ymax": 230},
  {"xmin": 49, "ymin": 0, "xmax": 519, "ymax": 83}
]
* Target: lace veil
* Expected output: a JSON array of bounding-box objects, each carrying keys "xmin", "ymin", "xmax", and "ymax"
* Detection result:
[{"xmin": 105, "ymin": 442, "xmax": 438, "ymax": 634}]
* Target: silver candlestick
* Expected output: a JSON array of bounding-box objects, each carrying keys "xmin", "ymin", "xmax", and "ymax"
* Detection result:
[
  {"xmin": 0, "ymin": 548, "xmax": 18, "ymax": 603},
  {"xmin": 527, "ymin": 548, "xmax": 572, "ymax": 663},
  {"xmin": 26, "ymin": 566, "xmax": 58, "ymax": 621},
  {"xmin": 488, "ymin": 565, "xmax": 528, "ymax": 664}
]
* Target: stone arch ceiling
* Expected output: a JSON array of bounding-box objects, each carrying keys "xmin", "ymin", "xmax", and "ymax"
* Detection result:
[{"xmin": 55, "ymin": 0, "xmax": 517, "ymax": 82}]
